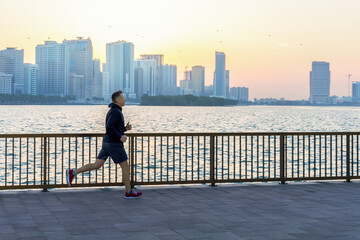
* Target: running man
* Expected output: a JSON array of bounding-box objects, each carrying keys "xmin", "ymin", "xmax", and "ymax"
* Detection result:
[{"xmin": 66, "ymin": 90, "xmax": 142, "ymax": 199}]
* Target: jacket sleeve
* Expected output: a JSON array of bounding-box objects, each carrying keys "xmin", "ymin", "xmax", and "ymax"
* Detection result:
[{"xmin": 106, "ymin": 111, "xmax": 123, "ymax": 140}]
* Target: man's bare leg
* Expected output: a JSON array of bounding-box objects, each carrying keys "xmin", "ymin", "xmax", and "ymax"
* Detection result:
[
  {"xmin": 120, "ymin": 161, "xmax": 131, "ymax": 193},
  {"xmin": 75, "ymin": 159, "xmax": 105, "ymax": 175}
]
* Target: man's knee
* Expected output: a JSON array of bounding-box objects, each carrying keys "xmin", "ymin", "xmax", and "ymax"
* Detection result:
[{"xmin": 120, "ymin": 160, "xmax": 129, "ymax": 168}]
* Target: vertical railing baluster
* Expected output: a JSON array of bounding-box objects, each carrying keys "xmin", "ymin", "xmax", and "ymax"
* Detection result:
[
  {"xmin": 330, "ymin": 135, "xmax": 333, "ymax": 177},
  {"xmin": 210, "ymin": 135, "xmax": 215, "ymax": 186},
  {"xmin": 131, "ymin": 136, "xmax": 135, "ymax": 188},
  {"xmin": 42, "ymin": 137, "xmax": 48, "ymax": 192},
  {"xmin": 245, "ymin": 136, "xmax": 248, "ymax": 179},
  {"xmin": 280, "ymin": 135, "xmax": 285, "ymax": 184},
  {"xmin": 325, "ymin": 135, "xmax": 327, "ymax": 177},
  {"xmin": 19, "ymin": 138, "xmax": 22, "ymax": 186},
  {"xmin": 154, "ymin": 136, "xmax": 157, "ymax": 182},
  {"xmin": 346, "ymin": 134, "xmax": 351, "ymax": 182},
  {"xmin": 291, "ymin": 135, "xmax": 294, "ymax": 178}
]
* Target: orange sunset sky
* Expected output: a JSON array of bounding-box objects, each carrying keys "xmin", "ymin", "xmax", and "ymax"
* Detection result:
[{"xmin": 1, "ymin": 0, "xmax": 359, "ymax": 100}]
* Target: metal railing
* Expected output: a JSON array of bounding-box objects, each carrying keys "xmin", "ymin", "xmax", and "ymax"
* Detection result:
[{"xmin": 0, "ymin": 132, "xmax": 359, "ymax": 191}]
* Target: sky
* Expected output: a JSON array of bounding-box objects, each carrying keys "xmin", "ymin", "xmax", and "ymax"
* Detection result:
[{"xmin": 0, "ymin": 0, "xmax": 359, "ymax": 100}]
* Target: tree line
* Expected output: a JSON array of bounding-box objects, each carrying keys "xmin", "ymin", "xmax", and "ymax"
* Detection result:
[{"xmin": 140, "ymin": 94, "xmax": 238, "ymax": 106}]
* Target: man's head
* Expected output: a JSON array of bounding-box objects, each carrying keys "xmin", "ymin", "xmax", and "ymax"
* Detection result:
[{"xmin": 112, "ymin": 90, "xmax": 126, "ymax": 107}]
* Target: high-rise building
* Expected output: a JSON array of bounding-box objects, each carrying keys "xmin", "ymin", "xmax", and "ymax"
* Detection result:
[
  {"xmin": 140, "ymin": 54, "xmax": 164, "ymax": 95},
  {"xmin": 180, "ymin": 79, "xmax": 190, "ymax": 91},
  {"xmin": 191, "ymin": 66, "xmax": 205, "ymax": 96},
  {"xmin": 24, "ymin": 64, "xmax": 38, "ymax": 95},
  {"xmin": 36, "ymin": 41, "xmax": 69, "ymax": 96},
  {"xmin": 106, "ymin": 41, "xmax": 135, "ymax": 99},
  {"xmin": 230, "ymin": 87, "xmax": 249, "ymax": 102},
  {"xmin": 226, "ymin": 70, "xmax": 230, "ymax": 98},
  {"xmin": 69, "ymin": 73, "xmax": 85, "ymax": 101},
  {"xmin": 0, "ymin": 47, "xmax": 24, "ymax": 94},
  {"xmin": 309, "ymin": 61, "xmax": 330, "ymax": 103},
  {"xmin": 352, "ymin": 81, "xmax": 360, "ymax": 102},
  {"xmin": 101, "ymin": 71, "xmax": 110, "ymax": 102},
  {"xmin": 63, "ymin": 37, "xmax": 93, "ymax": 100},
  {"xmin": 0, "ymin": 72, "xmax": 13, "ymax": 94},
  {"xmin": 213, "ymin": 51, "xmax": 228, "ymax": 98},
  {"xmin": 92, "ymin": 59, "xmax": 102, "ymax": 99},
  {"xmin": 162, "ymin": 64, "xmax": 177, "ymax": 95},
  {"xmin": 134, "ymin": 67, "xmax": 143, "ymax": 99},
  {"xmin": 134, "ymin": 59, "xmax": 156, "ymax": 98}
]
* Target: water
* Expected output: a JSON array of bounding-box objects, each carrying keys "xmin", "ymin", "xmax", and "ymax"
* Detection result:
[
  {"xmin": 1, "ymin": 105, "xmax": 359, "ymax": 186},
  {"xmin": 1, "ymin": 105, "xmax": 360, "ymax": 134}
]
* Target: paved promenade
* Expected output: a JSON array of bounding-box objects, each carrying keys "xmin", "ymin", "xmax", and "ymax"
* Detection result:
[{"xmin": 1, "ymin": 181, "xmax": 360, "ymax": 240}]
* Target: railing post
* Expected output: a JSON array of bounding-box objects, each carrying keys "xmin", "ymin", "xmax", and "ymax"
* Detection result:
[
  {"xmin": 346, "ymin": 134, "xmax": 351, "ymax": 183},
  {"xmin": 210, "ymin": 135, "xmax": 216, "ymax": 186},
  {"xmin": 42, "ymin": 137, "xmax": 48, "ymax": 192},
  {"xmin": 130, "ymin": 136, "xmax": 135, "ymax": 189},
  {"xmin": 280, "ymin": 135, "xmax": 286, "ymax": 184}
]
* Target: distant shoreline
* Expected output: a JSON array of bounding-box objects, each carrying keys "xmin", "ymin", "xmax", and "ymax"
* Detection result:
[{"xmin": 1, "ymin": 103, "xmax": 359, "ymax": 107}]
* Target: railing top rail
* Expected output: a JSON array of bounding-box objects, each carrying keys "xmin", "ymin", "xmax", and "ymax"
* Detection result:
[{"xmin": 0, "ymin": 131, "xmax": 360, "ymax": 138}]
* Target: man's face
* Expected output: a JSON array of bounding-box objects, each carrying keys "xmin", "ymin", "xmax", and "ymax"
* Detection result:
[{"xmin": 116, "ymin": 94, "xmax": 126, "ymax": 106}]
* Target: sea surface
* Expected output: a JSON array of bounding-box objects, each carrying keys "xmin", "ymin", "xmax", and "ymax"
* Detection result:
[
  {"xmin": 1, "ymin": 105, "xmax": 359, "ymax": 186},
  {"xmin": 1, "ymin": 105, "xmax": 360, "ymax": 134}
]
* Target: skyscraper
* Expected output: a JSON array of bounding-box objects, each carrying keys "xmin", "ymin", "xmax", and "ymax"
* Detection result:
[
  {"xmin": 191, "ymin": 66, "xmax": 205, "ymax": 96},
  {"xmin": 140, "ymin": 54, "xmax": 164, "ymax": 95},
  {"xmin": 69, "ymin": 73, "xmax": 85, "ymax": 101},
  {"xmin": 0, "ymin": 72, "xmax": 13, "ymax": 94},
  {"xmin": 0, "ymin": 47, "xmax": 24, "ymax": 94},
  {"xmin": 106, "ymin": 41, "xmax": 135, "ymax": 99},
  {"xmin": 23, "ymin": 63, "xmax": 38, "ymax": 95},
  {"xmin": 162, "ymin": 64, "xmax": 177, "ymax": 95},
  {"xmin": 92, "ymin": 59, "xmax": 102, "ymax": 99},
  {"xmin": 101, "ymin": 71, "xmax": 110, "ymax": 102},
  {"xmin": 63, "ymin": 37, "xmax": 93, "ymax": 100},
  {"xmin": 213, "ymin": 51, "xmax": 228, "ymax": 98},
  {"xmin": 36, "ymin": 41, "xmax": 69, "ymax": 96},
  {"xmin": 134, "ymin": 59, "xmax": 157, "ymax": 97},
  {"xmin": 352, "ymin": 81, "xmax": 360, "ymax": 102},
  {"xmin": 226, "ymin": 70, "xmax": 230, "ymax": 98},
  {"xmin": 310, "ymin": 61, "xmax": 330, "ymax": 104}
]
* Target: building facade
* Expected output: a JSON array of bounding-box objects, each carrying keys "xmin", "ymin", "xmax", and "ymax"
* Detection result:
[
  {"xmin": 230, "ymin": 87, "xmax": 249, "ymax": 102},
  {"xmin": 23, "ymin": 63, "xmax": 39, "ymax": 95},
  {"xmin": 191, "ymin": 66, "xmax": 205, "ymax": 96},
  {"xmin": 134, "ymin": 59, "xmax": 157, "ymax": 98},
  {"xmin": 106, "ymin": 41, "xmax": 135, "ymax": 99},
  {"xmin": 0, "ymin": 72, "xmax": 13, "ymax": 94},
  {"xmin": 162, "ymin": 64, "xmax": 177, "ymax": 95},
  {"xmin": 69, "ymin": 73, "xmax": 85, "ymax": 101},
  {"xmin": 309, "ymin": 61, "xmax": 330, "ymax": 104},
  {"xmin": 92, "ymin": 59, "xmax": 102, "ymax": 99},
  {"xmin": 63, "ymin": 37, "xmax": 93, "ymax": 100},
  {"xmin": 352, "ymin": 81, "xmax": 360, "ymax": 103},
  {"xmin": 0, "ymin": 47, "xmax": 24, "ymax": 94},
  {"xmin": 213, "ymin": 51, "xmax": 228, "ymax": 98},
  {"xmin": 140, "ymin": 54, "xmax": 164, "ymax": 95},
  {"xmin": 36, "ymin": 41, "xmax": 69, "ymax": 96}
]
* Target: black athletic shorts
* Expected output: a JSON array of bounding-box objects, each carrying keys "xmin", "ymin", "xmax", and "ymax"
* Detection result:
[{"xmin": 97, "ymin": 142, "xmax": 128, "ymax": 164}]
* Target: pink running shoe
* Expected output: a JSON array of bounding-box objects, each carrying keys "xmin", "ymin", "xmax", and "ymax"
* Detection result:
[
  {"xmin": 124, "ymin": 189, "xmax": 142, "ymax": 199},
  {"xmin": 66, "ymin": 169, "xmax": 75, "ymax": 187}
]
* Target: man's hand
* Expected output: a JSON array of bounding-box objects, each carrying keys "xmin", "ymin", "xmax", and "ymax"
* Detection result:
[
  {"xmin": 120, "ymin": 135, "xmax": 128, "ymax": 143},
  {"xmin": 125, "ymin": 122, "xmax": 132, "ymax": 131}
]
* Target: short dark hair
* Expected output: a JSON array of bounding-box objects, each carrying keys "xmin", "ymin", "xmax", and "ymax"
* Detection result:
[{"xmin": 112, "ymin": 90, "xmax": 123, "ymax": 103}]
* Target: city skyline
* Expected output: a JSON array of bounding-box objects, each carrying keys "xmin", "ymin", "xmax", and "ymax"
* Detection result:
[{"xmin": 1, "ymin": 0, "xmax": 360, "ymax": 99}]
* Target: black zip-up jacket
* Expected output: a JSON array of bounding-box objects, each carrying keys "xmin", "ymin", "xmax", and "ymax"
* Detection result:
[{"xmin": 103, "ymin": 103, "xmax": 127, "ymax": 143}]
